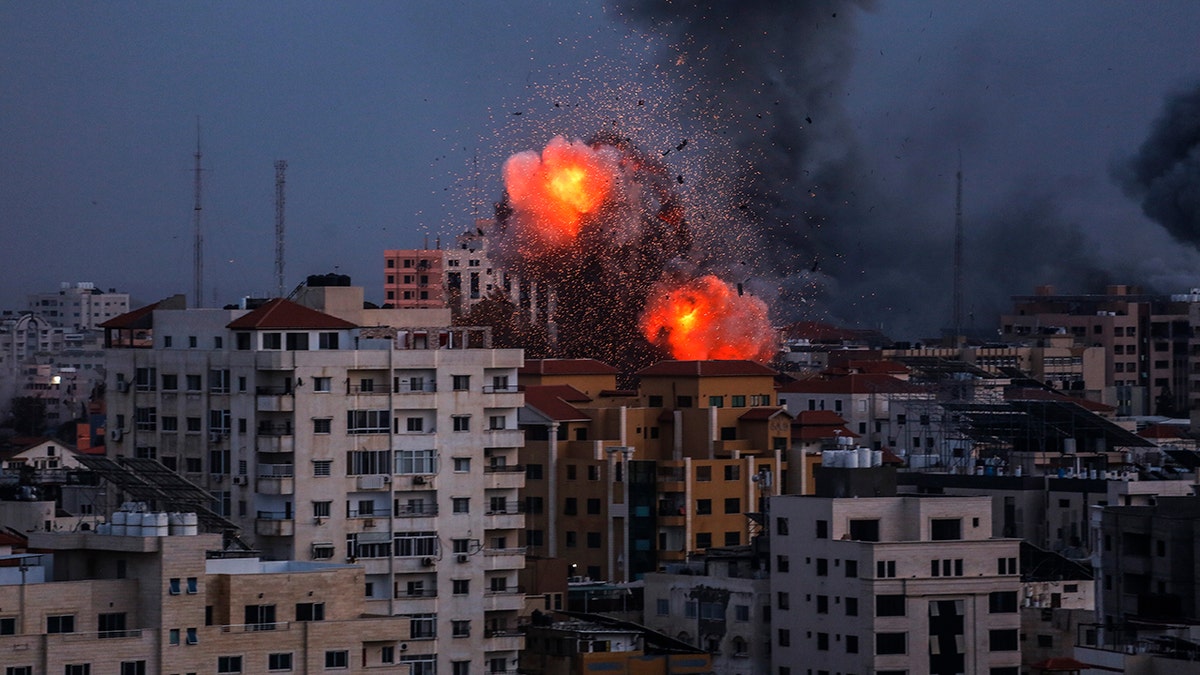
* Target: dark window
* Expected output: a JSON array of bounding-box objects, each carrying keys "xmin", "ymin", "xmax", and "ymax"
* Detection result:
[
  {"xmin": 876, "ymin": 595, "xmax": 906, "ymax": 616},
  {"xmin": 724, "ymin": 497, "xmax": 741, "ymax": 514},
  {"xmin": 816, "ymin": 558, "xmax": 828, "ymax": 576},
  {"xmin": 989, "ymin": 629, "xmax": 1019, "ymax": 651},
  {"xmin": 776, "ymin": 517, "xmax": 789, "ymax": 535},
  {"xmin": 696, "ymin": 499, "xmax": 712, "ymax": 515},
  {"xmin": 268, "ymin": 653, "xmax": 293, "ymax": 671},
  {"xmin": 848, "ymin": 519, "xmax": 880, "ymax": 541},
  {"xmin": 815, "ymin": 519, "xmax": 829, "ymax": 538},
  {"xmin": 324, "ymin": 650, "xmax": 349, "ymax": 668},
  {"xmin": 47, "ymin": 615, "xmax": 75, "ymax": 633},
  {"xmin": 816, "ymin": 632, "xmax": 829, "ymax": 650},
  {"xmin": 295, "ymin": 602, "xmax": 325, "ymax": 621},
  {"xmin": 696, "ymin": 532, "xmax": 712, "ymax": 548},
  {"xmin": 989, "ymin": 591, "xmax": 1018, "ymax": 613},
  {"xmin": 876, "ymin": 632, "xmax": 906, "ymax": 655},
  {"xmin": 845, "ymin": 596, "xmax": 858, "ymax": 616},
  {"xmin": 845, "ymin": 559, "xmax": 858, "ymax": 578},
  {"xmin": 930, "ymin": 518, "xmax": 962, "ymax": 540}
]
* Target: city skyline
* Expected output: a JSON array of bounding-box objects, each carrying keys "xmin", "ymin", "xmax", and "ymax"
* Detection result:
[{"xmin": 3, "ymin": 2, "xmax": 1200, "ymax": 339}]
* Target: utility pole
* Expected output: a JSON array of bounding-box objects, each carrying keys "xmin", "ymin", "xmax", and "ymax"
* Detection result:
[
  {"xmin": 192, "ymin": 119, "xmax": 204, "ymax": 308},
  {"xmin": 275, "ymin": 160, "xmax": 287, "ymax": 298}
]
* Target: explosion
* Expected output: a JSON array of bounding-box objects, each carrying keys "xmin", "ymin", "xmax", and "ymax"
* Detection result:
[
  {"xmin": 501, "ymin": 136, "xmax": 620, "ymax": 254},
  {"xmin": 641, "ymin": 274, "xmax": 776, "ymax": 362}
]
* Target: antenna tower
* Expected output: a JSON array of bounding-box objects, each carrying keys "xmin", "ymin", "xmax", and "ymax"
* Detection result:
[
  {"xmin": 275, "ymin": 160, "xmax": 287, "ymax": 297},
  {"xmin": 192, "ymin": 119, "xmax": 204, "ymax": 308},
  {"xmin": 952, "ymin": 153, "xmax": 964, "ymax": 340}
]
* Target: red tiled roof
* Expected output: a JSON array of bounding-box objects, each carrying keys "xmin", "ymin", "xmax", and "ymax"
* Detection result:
[
  {"xmin": 881, "ymin": 448, "xmax": 905, "ymax": 465},
  {"xmin": 226, "ymin": 298, "xmax": 357, "ymax": 330},
  {"xmin": 519, "ymin": 359, "xmax": 618, "ymax": 376},
  {"xmin": 523, "ymin": 385, "xmax": 592, "ymax": 422},
  {"xmin": 792, "ymin": 424, "xmax": 858, "ymax": 441},
  {"xmin": 636, "ymin": 360, "xmax": 778, "ymax": 378},
  {"xmin": 738, "ymin": 407, "xmax": 792, "ymax": 421},
  {"xmin": 794, "ymin": 410, "xmax": 848, "ymax": 425},
  {"xmin": 1139, "ymin": 423, "xmax": 1187, "ymax": 440},
  {"xmin": 98, "ymin": 301, "xmax": 160, "ymax": 330},
  {"xmin": 779, "ymin": 373, "xmax": 926, "ymax": 395},
  {"xmin": 1005, "ymin": 388, "xmax": 1114, "ymax": 413},
  {"xmin": 0, "ymin": 530, "xmax": 26, "ymax": 548}
]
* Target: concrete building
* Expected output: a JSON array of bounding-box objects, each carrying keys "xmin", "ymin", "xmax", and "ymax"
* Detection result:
[
  {"xmin": 0, "ymin": 528, "xmax": 451, "ymax": 675},
  {"xmin": 642, "ymin": 547, "xmax": 770, "ymax": 675},
  {"xmin": 100, "ymin": 286, "xmax": 526, "ymax": 672},
  {"xmin": 521, "ymin": 613, "xmax": 713, "ymax": 675},
  {"xmin": 517, "ymin": 359, "xmax": 787, "ymax": 587},
  {"xmin": 770, "ymin": 467, "xmax": 1023, "ymax": 675},
  {"xmin": 26, "ymin": 282, "xmax": 130, "ymax": 332}
]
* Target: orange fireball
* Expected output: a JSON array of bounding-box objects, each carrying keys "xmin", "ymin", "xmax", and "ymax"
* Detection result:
[
  {"xmin": 502, "ymin": 136, "xmax": 618, "ymax": 250},
  {"xmin": 640, "ymin": 275, "xmax": 776, "ymax": 362}
]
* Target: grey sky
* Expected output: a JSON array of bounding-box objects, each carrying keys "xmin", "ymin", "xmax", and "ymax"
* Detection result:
[{"xmin": 3, "ymin": 1, "xmax": 1199, "ymax": 337}]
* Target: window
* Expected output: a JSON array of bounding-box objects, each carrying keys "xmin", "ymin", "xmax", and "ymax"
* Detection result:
[
  {"xmin": 930, "ymin": 518, "xmax": 962, "ymax": 540},
  {"xmin": 452, "ymin": 662, "xmax": 470, "ymax": 675},
  {"xmin": 776, "ymin": 517, "xmax": 789, "ymax": 535},
  {"xmin": 187, "ymin": 577, "xmax": 197, "ymax": 593},
  {"xmin": 724, "ymin": 497, "xmax": 741, "ymax": 514},
  {"xmin": 0, "ymin": 617, "xmax": 15, "ymax": 635},
  {"xmin": 452, "ymin": 375, "xmax": 470, "ymax": 391},
  {"xmin": 848, "ymin": 519, "xmax": 880, "ymax": 541},
  {"xmin": 98, "ymin": 612, "xmax": 127, "ymax": 638},
  {"xmin": 735, "ymin": 604, "xmax": 750, "ymax": 621},
  {"xmin": 709, "ymin": 395, "xmax": 724, "ymax": 407},
  {"xmin": 268, "ymin": 653, "xmax": 293, "ymax": 671},
  {"xmin": 724, "ymin": 531, "xmax": 740, "ymax": 546},
  {"xmin": 989, "ymin": 591, "xmax": 1018, "ymax": 613},
  {"xmin": 453, "ymin": 457, "xmax": 470, "ymax": 472},
  {"xmin": 696, "ymin": 532, "xmax": 712, "ymax": 548},
  {"xmin": 876, "ymin": 595, "xmax": 906, "ymax": 616},
  {"xmin": 134, "ymin": 406, "xmax": 157, "ymax": 431},
  {"xmin": 845, "ymin": 559, "xmax": 858, "ymax": 577},
  {"xmin": 64, "ymin": 667, "xmax": 90, "ymax": 675},
  {"xmin": 489, "ymin": 415, "xmax": 506, "ymax": 430},
  {"xmin": 815, "ymin": 519, "xmax": 829, "ymax": 538},
  {"xmin": 169, "ymin": 628, "xmax": 180, "ymax": 645},
  {"xmin": 347, "ymin": 450, "xmax": 390, "ymax": 475},
  {"xmin": 186, "ymin": 416, "xmax": 202, "ymax": 432},
  {"xmin": 876, "ymin": 560, "xmax": 896, "ymax": 577},
  {"xmin": 217, "ymin": 656, "xmax": 243, "ymax": 673},
  {"xmin": 47, "ymin": 614, "xmax": 75, "ymax": 633},
  {"xmin": 587, "ymin": 532, "xmax": 601, "ymax": 548},
  {"xmin": 846, "ymin": 634, "xmax": 859, "ymax": 654},
  {"xmin": 876, "ymin": 632, "xmax": 907, "ymax": 655},
  {"xmin": 676, "ymin": 395, "xmax": 693, "ymax": 407},
  {"xmin": 846, "ymin": 596, "xmax": 858, "ymax": 616},
  {"xmin": 210, "ymin": 369, "xmax": 230, "ymax": 393},
  {"xmin": 169, "ymin": 577, "xmax": 182, "ymax": 595},
  {"xmin": 989, "ymin": 629, "xmax": 1019, "ymax": 651},
  {"xmin": 318, "ymin": 332, "xmax": 339, "ymax": 349},
  {"xmin": 396, "ymin": 449, "xmax": 438, "ymax": 474},
  {"xmin": 452, "ymin": 415, "xmax": 470, "ymax": 432},
  {"xmin": 296, "ymin": 602, "xmax": 325, "ymax": 621},
  {"xmin": 408, "ymin": 613, "xmax": 436, "ymax": 639},
  {"xmin": 696, "ymin": 499, "xmax": 712, "ymax": 515},
  {"xmin": 587, "ymin": 498, "xmax": 601, "ymax": 515},
  {"xmin": 998, "ymin": 556, "xmax": 1018, "ymax": 575},
  {"xmin": 314, "ymin": 377, "xmax": 331, "ymax": 392},
  {"xmin": 1037, "ymin": 634, "xmax": 1054, "ymax": 648},
  {"xmin": 118, "ymin": 664, "xmax": 145, "ymax": 675},
  {"xmin": 452, "ymin": 620, "xmax": 470, "ymax": 637},
  {"xmin": 347, "ymin": 410, "xmax": 389, "ymax": 434},
  {"xmin": 526, "ymin": 529, "xmax": 544, "ymax": 546},
  {"xmin": 452, "ymin": 498, "xmax": 470, "ymax": 514},
  {"xmin": 816, "ymin": 558, "xmax": 828, "ymax": 575},
  {"xmin": 244, "ymin": 604, "xmax": 277, "ymax": 630},
  {"xmin": 7, "ymin": 668, "xmax": 33, "ymax": 675},
  {"xmin": 724, "ymin": 464, "xmax": 740, "ymax": 480},
  {"xmin": 453, "ymin": 579, "xmax": 470, "ymax": 595},
  {"xmin": 777, "ymin": 628, "xmax": 791, "ymax": 647},
  {"xmin": 695, "ymin": 465, "xmax": 711, "ymax": 481},
  {"xmin": 313, "ymin": 418, "xmax": 331, "ymax": 434},
  {"xmin": 816, "ymin": 595, "xmax": 828, "ymax": 613},
  {"xmin": 313, "ymin": 460, "xmax": 333, "ymax": 476},
  {"xmin": 324, "ymin": 650, "xmax": 349, "ymax": 669},
  {"xmin": 162, "ymin": 416, "xmax": 178, "ymax": 431},
  {"xmin": 816, "ymin": 632, "xmax": 829, "ymax": 650},
  {"xmin": 776, "ymin": 592, "xmax": 790, "ymax": 610},
  {"xmin": 526, "ymin": 463, "xmax": 544, "ymax": 479}
]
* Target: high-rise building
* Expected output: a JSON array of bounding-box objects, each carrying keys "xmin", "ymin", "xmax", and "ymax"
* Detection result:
[
  {"xmin": 100, "ymin": 286, "xmax": 525, "ymax": 672},
  {"xmin": 27, "ymin": 282, "xmax": 130, "ymax": 331}
]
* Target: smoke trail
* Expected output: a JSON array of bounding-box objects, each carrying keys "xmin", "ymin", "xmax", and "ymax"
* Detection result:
[{"xmin": 1119, "ymin": 82, "xmax": 1200, "ymax": 249}]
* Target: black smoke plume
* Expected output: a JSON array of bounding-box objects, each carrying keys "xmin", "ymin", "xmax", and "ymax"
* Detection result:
[{"xmin": 1119, "ymin": 82, "xmax": 1200, "ymax": 250}]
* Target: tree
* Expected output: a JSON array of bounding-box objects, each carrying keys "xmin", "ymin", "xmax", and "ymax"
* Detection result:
[{"xmin": 10, "ymin": 397, "xmax": 48, "ymax": 435}]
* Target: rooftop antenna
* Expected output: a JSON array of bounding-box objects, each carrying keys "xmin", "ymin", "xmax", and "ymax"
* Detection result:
[
  {"xmin": 192, "ymin": 118, "xmax": 204, "ymax": 308},
  {"xmin": 952, "ymin": 151, "xmax": 964, "ymax": 342},
  {"xmin": 275, "ymin": 160, "xmax": 287, "ymax": 298}
]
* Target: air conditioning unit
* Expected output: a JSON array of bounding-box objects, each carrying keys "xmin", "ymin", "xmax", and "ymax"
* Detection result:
[
  {"xmin": 357, "ymin": 475, "xmax": 386, "ymax": 490},
  {"xmin": 413, "ymin": 475, "xmax": 427, "ymax": 485},
  {"xmin": 232, "ymin": 475, "xmax": 248, "ymax": 486},
  {"xmin": 456, "ymin": 553, "xmax": 469, "ymax": 563},
  {"xmin": 399, "ymin": 642, "xmax": 409, "ymax": 652},
  {"xmin": 382, "ymin": 475, "xmax": 391, "ymax": 484},
  {"xmin": 421, "ymin": 557, "xmax": 435, "ymax": 567},
  {"xmin": 116, "ymin": 380, "xmax": 129, "ymax": 393},
  {"xmin": 110, "ymin": 429, "xmax": 123, "ymax": 442}
]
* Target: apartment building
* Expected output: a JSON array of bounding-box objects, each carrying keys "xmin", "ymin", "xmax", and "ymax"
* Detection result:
[
  {"xmin": 770, "ymin": 467, "xmax": 1023, "ymax": 675},
  {"xmin": 777, "ymin": 372, "xmax": 936, "ymax": 455},
  {"xmin": 518, "ymin": 359, "xmax": 787, "ymax": 586},
  {"xmin": 0, "ymin": 529, "xmax": 456, "ymax": 674},
  {"xmin": 26, "ymin": 281, "xmax": 130, "ymax": 331},
  {"xmin": 100, "ymin": 287, "xmax": 525, "ymax": 673}
]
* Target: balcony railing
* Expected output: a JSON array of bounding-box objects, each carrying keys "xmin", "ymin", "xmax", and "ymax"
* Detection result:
[
  {"xmin": 394, "ymin": 383, "xmax": 437, "ymax": 394},
  {"xmin": 219, "ymin": 621, "xmax": 291, "ymax": 633},
  {"xmin": 484, "ymin": 547, "xmax": 527, "ymax": 557},
  {"xmin": 348, "ymin": 508, "xmax": 392, "ymax": 518},
  {"xmin": 257, "ymin": 423, "xmax": 293, "ymax": 436},
  {"xmin": 256, "ymin": 511, "xmax": 292, "ymax": 521},
  {"xmin": 482, "ymin": 384, "xmax": 519, "ymax": 393},
  {"xmin": 60, "ymin": 629, "xmax": 144, "ymax": 641},
  {"xmin": 256, "ymin": 385, "xmax": 292, "ymax": 395},
  {"xmin": 484, "ymin": 465, "xmax": 525, "ymax": 474},
  {"xmin": 486, "ymin": 501, "xmax": 525, "ymax": 515},
  {"xmin": 395, "ymin": 503, "xmax": 438, "ymax": 517},
  {"xmin": 258, "ymin": 464, "xmax": 294, "ymax": 478}
]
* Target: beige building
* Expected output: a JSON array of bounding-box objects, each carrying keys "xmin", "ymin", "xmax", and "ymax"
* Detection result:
[
  {"xmin": 27, "ymin": 282, "xmax": 130, "ymax": 332},
  {"xmin": 0, "ymin": 529, "xmax": 457, "ymax": 675},
  {"xmin": 770, "ymin": 468, "xmax": 1022, "ymax": 675},
  {"xmin": 100, "ymin": 286, "xmax": 525, "ymax": 673}
]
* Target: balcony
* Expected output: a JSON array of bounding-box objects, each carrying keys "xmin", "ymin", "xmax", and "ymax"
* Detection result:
[
  {"xmin": 219, "ymin": 621, "xmax": 291, "ymax": 633},
  {"xmin": 483, "ymin": 631, "xmax": 524, "ymax": 651},
  {"xmin": 483, "ymin": 547, "xmax": 526, "ymax": 569},
  {"xmin": 482, "ymin": 429, "xmax": 525, "ymax": 448},
  {"xmin": 256, "ymin": 511, "xmax": 294, "ymax": 537},
  {"xmin": 347, "ymin": 383, "xmax": 388, "ymax": 396},
  {"xmin": 255, "ymin": 387, "xmax": 294, "ymax": 412},
  {"xmin": 484, "ymin": 465, "xmax": 524, "ymax": 490},
  {"xmin": 256, "ymin": 434, "xmax": 294, "ymax": 454},
  {"xmin": 481, "ymin": 384, "xmax": 522, "ymax": 407},
  {"xmin": 394, "ymin": 502, "xmax": 438, "ymax": 518},
  {"xmin": 484, "ymin": 588, "xmax": 525, "ymax": 612},
  {"xmin": 357, "ymin": 474, "xmax": 391, "ymax": 490}
]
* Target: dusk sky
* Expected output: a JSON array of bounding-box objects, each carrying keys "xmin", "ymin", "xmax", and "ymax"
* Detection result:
[{"xmin": 4, "ymin": 1, "xmax": 1200, "ymax": 338}]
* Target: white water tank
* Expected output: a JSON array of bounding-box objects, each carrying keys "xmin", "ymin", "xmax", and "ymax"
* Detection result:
[
  {"xmin": 857, "ymin": 447, "xmax": 871, "ymax": 468},
  {"xmin": 111, "ymin": 511, "xmax": 127, "ymax": 536},
  {"xmin": 145, "ymin": 512, "xmax": 169, "ymax": 537},
  {"xmin": 168, "ymin": 512, "xmax": 185, "ymax": 535},
  {"xmin": 182, "ymin": 512, "xmax": 199, "ymax": 536},
  {"xmin": 844, "ymin": 450, "xmax": 860, "ymax": 468}
]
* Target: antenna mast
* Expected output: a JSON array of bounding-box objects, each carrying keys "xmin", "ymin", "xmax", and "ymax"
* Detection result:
[
  {"xmin": 952, "ymin": 152, "xmax": 964, "ymax": 341},
  {"xmin": 192, "ymin": 119, "xmax": 204, "ymax": 308},
  {"xmin": 275, "ymin": 160, "xmax": 287, "ymax": 297}
]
